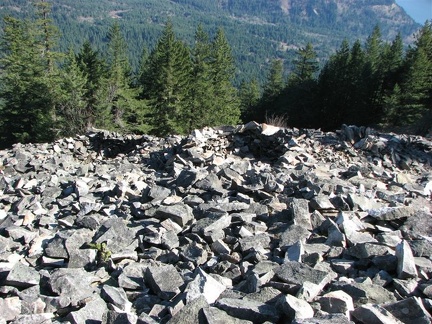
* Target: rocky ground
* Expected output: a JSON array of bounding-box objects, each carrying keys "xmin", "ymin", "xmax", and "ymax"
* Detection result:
[{"xmin": 1, "ymin": 121, "xmax": 432, "ymax": 324}]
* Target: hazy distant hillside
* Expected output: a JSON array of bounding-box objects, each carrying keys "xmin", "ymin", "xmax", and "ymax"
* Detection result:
[{"xmin": 0, "ymin": 0, "xmax": 421, "ymax": 82}]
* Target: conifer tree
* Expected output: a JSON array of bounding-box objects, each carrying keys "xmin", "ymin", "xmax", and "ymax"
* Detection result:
[
  {"xmin": 142, "ymin": 21, "xmax": 192, "ymax": 136},
  {"xmin": 288, "ymin": 42, "xmax": 319, "ymax": 85},
  {"xmin": 284, "ymin": 43, "xmax": 319, "ymax": 127},
  {"xmin": 262, "ymin": 59, "xmax": 285, "ymax": 100},
  {"xmin": 400, "ymin": 21, "xmax": 432, "ymax": 130},
  {"xmin": 185, "ymin": 25, "xmax": 216, "ymax": 132},
  {"xmin": 98, "ymin": 21, "xmax": 148, "ymax": 132},
  {"xmin": 209, "ymin": 28, "xmax": 241, "ymax": 126},
  {"xmin": 239, "ymin": 78, "xmax": 261, "ymax": 122},
  {"xmin": 0, "ymin": 15, "xmax": 56, "ymax": 147},
  {"xmin": 56, "ymin": 50, "xmax": 88, "ymax": 136},
  {"xmin": 76, "ymin": 40, "xmax": 107, "ymax": 128}
]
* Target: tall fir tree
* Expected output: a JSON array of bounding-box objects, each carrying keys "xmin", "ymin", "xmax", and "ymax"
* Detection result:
[
  {"xmin": 209, "ymin": 28, "xmax": 241, "ymax": 126},
  {"xmin": 399, "ymin": 21, "xmax": 432, "ymax": 132},
  {"xmin": 239, "ymin": 78, "xmax": 261, "ymax": 122},
  {"xmin": 317, "ymin": 39, "xmax": 351, "ymax": 129},
  {"xmin": 142, "ymin": 21, "xmax": 192, "ymax": 136},
  {"xmin": 284, "ymin": 43, "xmax": 319, "ymax": 127},
  {"xmin": 76, "ymin": 40, "xmax": 107, "ymax": 128},
  {"xmin": 56, "ymin": 49, "xmax": 88, "ymax": 137},
  {"xmin": 0, "ymin": 14, "xmax": 57, "ymax": 147},
  {"xmin": 185, "ymin": 25, "xmax": 217, "ymax": 132},
  {"xmin": 98, "ymin": 21, "xmax": 148, "ymax": 133}
]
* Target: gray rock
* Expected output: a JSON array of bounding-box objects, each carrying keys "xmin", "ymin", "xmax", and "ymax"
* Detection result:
[
  {"xmin": 155, "ymin": 203, "xmax": 194, "ymax": 227},
  {"xmin": 330, "ymin": 280, "xmax": 397, "ymax": 307},
  {"xmin": 396, "ymin": 240, "xmax": 418, "ymax": 279},
  {"xmin": 280, "ymin": 224, "xmax": 310, "ymax": 249},
  {"xmin": 383, "ymin": 296, "xmax": 432, "ymax": 324},
  {"xmin": 216, "ymin": 298, "xmax": 279, "ymax": 323},
  {"xmin": 167, "ymin": 295, "xmax": 208, "ymax": 324},
  {"xmin": 145, "ymin": 264, "xmax": 184, "ymax": 300},
  {"xmin": 351, "ymin": 304, "xmax": 404, "ymax": 324},
  {"xmin": 0, "ymin": 296, "xmax": 21, "ymax": 322},
  {"xmin": 318, "ymin": 290, "xmax": 354, "ymax": 319},
  {"xmin": 185, "ymin": 268, "xmax": 226, "ymax": 304},
  {"xmin": 104, "ymin": 310, "xmax": 138, "ymax": 324},
  {"xmin": 275, "ymin": 261, "xmax": 331, "ymax": 287},
  {"xmin": 5, "ymin": 261, "xmax": 39, "ymax": 288},
  {"xmin": 65, "ymin": 295, "xmax": 108, "ymax": 324},
  {"xmin": 277, "ymin": 294, "xmax": 314, "ymax": 321},
  {"xmin": 101, "ymin": 285, "xmax": 132, "ymax": 312},
  {"xmin": 203, "ymin": 306, "xmax": 253, "ymax": 324},
  {"xmin": 49, "ymin": 268, "xmax": 96, "ymax": 306},
  {"xmin": 238, "ymin": 233, "xmax": 271, "ymax": 253}
]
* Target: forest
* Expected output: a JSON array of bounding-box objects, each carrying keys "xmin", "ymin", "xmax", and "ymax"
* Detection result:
[{"xmin": 0, "ymin": 1, "xmax": 431, "ymax": 149}]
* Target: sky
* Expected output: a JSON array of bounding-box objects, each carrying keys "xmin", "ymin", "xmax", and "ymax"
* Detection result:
[{"xmin": 395, "ymin": 0, "xmax": 432, "ymax": 24}]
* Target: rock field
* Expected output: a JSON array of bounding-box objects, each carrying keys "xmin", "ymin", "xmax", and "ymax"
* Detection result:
[{"xmin": 1, "ymin": 121, "xmax": 432, "ymax": 323}]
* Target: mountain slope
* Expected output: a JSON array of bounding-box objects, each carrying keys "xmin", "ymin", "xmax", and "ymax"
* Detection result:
[{"xmin": 0, "ymin": 0, "xmax": 421, "ymax": 83}]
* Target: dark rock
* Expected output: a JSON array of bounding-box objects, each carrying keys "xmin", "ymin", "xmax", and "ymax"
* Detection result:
[{"xmin": 216, "ymin": 298, "xmax": 280, "ymax": 323}]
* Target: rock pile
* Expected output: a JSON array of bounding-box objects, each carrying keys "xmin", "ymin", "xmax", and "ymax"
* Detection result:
[{"xmin": 1, "ymin": 121, "xmax": 432, "ymax": 323}]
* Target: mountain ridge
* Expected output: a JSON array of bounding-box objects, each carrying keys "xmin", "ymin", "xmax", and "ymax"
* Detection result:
[{"xmin": 0, "ymin": 0, "xmax": 422, "ymax": 82}]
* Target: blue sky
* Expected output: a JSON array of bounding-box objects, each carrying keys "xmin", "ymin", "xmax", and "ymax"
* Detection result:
[{"xmin": 395, "ymin": 0, "xmax": 432, "ymax": 24}]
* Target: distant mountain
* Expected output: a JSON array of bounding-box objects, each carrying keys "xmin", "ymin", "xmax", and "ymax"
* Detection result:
[{"xmin": 0, "ymin": 0, "xmax": 421, "ymax": 83}]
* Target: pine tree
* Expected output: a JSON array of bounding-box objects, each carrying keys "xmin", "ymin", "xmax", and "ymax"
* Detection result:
[
  {"xmin": 288, "ymin": 42, "xmax": 319, "ymax": 85},
  {"xmin": 56, "ymin": 49, "xmax": 88, "ymax": 137},
  {"xmin": 316, "ymin": 40, "xmax": 351, "ymax": 129},
  {"xmin": 0, "ymin": 16, "xmax": 56, "ymax": 147},
  {"xmin": 239, "ymin": 78, "xmax": 261, "ymax": 122},
  {"xmin": 209, "ymin": 28, "xmax": 241, "ymax": 126},
  {"xmin": 262, "ymin": 59, "xmax": 285, "ymax": 100},
  {"xmin": 185, "ymin": 25, "xmax": 217, "ymax": 132},
  {"xmin": 142, "ymin": 21, "xmax": 192, "ymax": 136},
  {"xmin": 98, "ymin": 21, "xmax": 148, "ymax": 132},
  {"xmin": 400, "ymin": 21, "xmax": 432, "ymax": 131},
  {"xmin": 76, "ymin": 40, "xmax": 107, "ymax": 128},
  {"xmin": 284, "ymin": 43, "xmax": 319, "ymax": 127}
]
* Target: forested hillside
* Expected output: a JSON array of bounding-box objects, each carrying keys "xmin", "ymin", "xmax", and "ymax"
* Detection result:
[
  {"xmin": 0, "ymin": 1, "xmax": 430, "ymax": 149},
  {"xmin": 0, "ymin": 0, "xmax": 420, "ymax": 83}
]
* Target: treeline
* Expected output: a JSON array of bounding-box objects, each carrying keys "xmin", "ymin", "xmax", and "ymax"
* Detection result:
[
  {"xmin": 0, "ymin": 3, "xmax": 240, "ymax": 148},
  {"xmin": 245, "ymin": 23, "xmax": 432, "ymax": 133},
  {"xmin": 0, "ymin": 2, "xmax": 431, "ymax": 149}
]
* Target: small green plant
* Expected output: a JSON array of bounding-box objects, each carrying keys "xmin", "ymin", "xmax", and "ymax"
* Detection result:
[{"xmin": 85, "ymin": 241, "xmax": 112, "ymax": 262}]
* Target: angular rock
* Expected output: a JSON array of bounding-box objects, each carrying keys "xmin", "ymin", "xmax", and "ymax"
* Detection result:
[
  {"xmin": 65, "ymin": 295, "xmax": 108, "ymax": 324},
  {"xmin": 277, "ymin": 294, "xmax": 314, "ymax": 321},
  {"xmin": 5, "ymin": 261, "xmax": 39, "ymax": 288},
  {"xmin": 216, "ymin": 298, "xmax": 279, "ymax": 323},
  {"xmin": 0, "ymin": 296, "xmax": 21, "ymax": 322},
  {"xmin": 203, "ymin": 306, "xmax": 253, "ymax": 324},
  {"xmin": 101, "ymin": 285, "xmax": 132, "ymax": 312},
  {"xmin": 351, "ymin": 304, "xmax": 404, "ymax": 324},
  {"xmin": 396, "ymin": 240, "xmax": 418, "ymax": 279},
  {"xmin": 155, "ymin": 203, "xmax": 194, "ymax": 227},
  {"xmin": 318, "ymin": 290, "xmax": 354, "ymax": 319},
  {"xmin": 145, "ymin": 265, "xmax": 185, "ymax": 300},
  {"xmin": 185, "ymin": 268, "xmax": 226, "ymax": 304},
  {"xmin": 167, "ymin": 295, "xmax": 208, "ymax": 324}
]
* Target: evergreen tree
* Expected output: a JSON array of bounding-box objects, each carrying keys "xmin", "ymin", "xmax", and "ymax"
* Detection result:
[
  {"xmin": 400, "ymin": 21, "xmax": 432, "ymax": 131},
  {"xmin": 239, "ymin": 78, "xmax": 261, "ymax": 122},
  {"xmin": 0, "ymin": 16, "xmax": 56, "ymax": 147},
  {"xmin": 56, "ymin": 49, "xmax": 88, "ymax": 136},
  {"xmin": 142, "ymin": 21, "xmax": 192, "ymax": 136},
  {"xmin": 76, "ymin": 40, "xmax": 107, "ymax": 128},
  {"xmin": 185, "ymin": 25, "xmax": 217, "ymax": 132},
  {"xmin": 209, "ymin": 28, "xmax": 241, "ymax": 126},
  {"xmin": 284, "ymin": 43, "xmax": 319, "ymax": 127},
  {"xmin": 262, "ymin": 59, "xmax": 285, "ymax": 100},
  {"xmin": 98, "ymin": 21, "xmax": 148, "ymax": 132},
  {"xmin": 288, "ymin": 42, "xmax": 319, "ymax": 85},
  {"xmin": 316, "ymin": 40, "xmax": 351, "ymax": 129}
]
